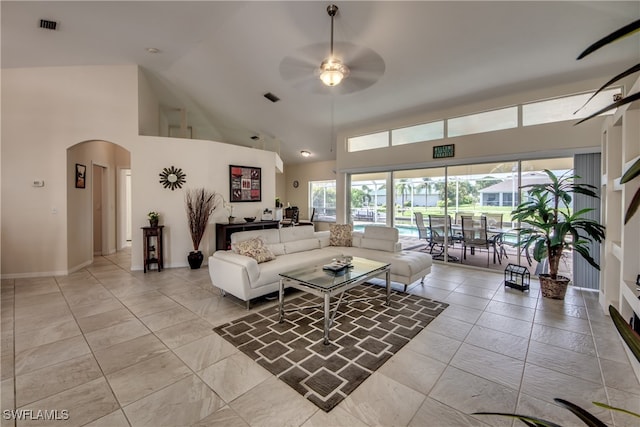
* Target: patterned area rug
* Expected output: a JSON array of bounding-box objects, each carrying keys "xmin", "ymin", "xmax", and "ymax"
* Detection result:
[{"xmin": 213, "ymin": 284, "xmax": 448, "ymax": 412}]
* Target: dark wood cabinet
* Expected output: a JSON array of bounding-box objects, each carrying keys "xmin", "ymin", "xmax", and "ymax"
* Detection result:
[
  {"xmin": 215, "ymin": 220, "xmax": 280, "ymax": 251},
  {"xmin": 142, "ymin": 226, "xmax": 164, "ymax": 272}
]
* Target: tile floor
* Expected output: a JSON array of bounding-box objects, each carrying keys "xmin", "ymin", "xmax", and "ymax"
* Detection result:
[{"xmin": 1, "ymin": 248, "xmax": 639, "ymax": 427}]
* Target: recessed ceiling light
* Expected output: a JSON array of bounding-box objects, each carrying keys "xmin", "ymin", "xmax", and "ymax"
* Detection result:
[
  {"xmin": 300, "ymin": 150, "xmax": 311, "ymax": 157},
  {"xmin": 146, "ymin": 47, "xmax": 160, "ymax": 54}
]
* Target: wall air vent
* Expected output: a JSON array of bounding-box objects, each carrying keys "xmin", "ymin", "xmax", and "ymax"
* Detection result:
[
  {"xmin": 39, "ymin": 19, "xmax": 58, "ymax": 30},
  {"xmin": 263, "ymin": 92, "xmax": 280, "ymax": 103}
]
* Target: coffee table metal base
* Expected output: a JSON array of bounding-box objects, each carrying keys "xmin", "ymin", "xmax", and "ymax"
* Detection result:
[{"xmin": 278, "ymin": 267, "xmax": 391, "ymax": 345}]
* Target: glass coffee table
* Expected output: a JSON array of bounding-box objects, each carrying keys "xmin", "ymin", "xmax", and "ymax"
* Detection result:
[{"xmin": 278, "ymin": 257, "xmax": 391, "ymax": 345}]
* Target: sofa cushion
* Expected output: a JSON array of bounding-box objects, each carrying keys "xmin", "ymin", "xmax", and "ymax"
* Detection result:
[
  {"xmin": 284, "ymin": 238, "xmax": 320, "ymax": 254},
  {"xmin": 234, "ymin": 237, "xmax": 276, "ymax": 264},
  {"xmin": 360, "ymin": 238, "xmax": 397, "ymax": 252},
  {"xmin": 231, "ymin": 228, "xmax": 280, "ymax": 246},
  {"xmin": 363, "ymin": 226, "xmax": 399, "ymax": 241},
  {"xmin": 267, "ymin": 243, "xmax": 286, "ymax": 256},
  {"xmin": 329, "ymin": 224, "xmax": 352, "ymax": 246},
  {"xmin": 280, "ymin": 226, "xmax": 315, "ymax": 243}
]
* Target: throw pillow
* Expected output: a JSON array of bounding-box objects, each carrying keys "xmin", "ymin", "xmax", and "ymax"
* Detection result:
[
  {"xmin": 234, "ymin": 237, "xmax": 276, "ymax": 264},
  {"xmin": 329, "ymin": 224, "xmax": 353, "ymax": 247}
]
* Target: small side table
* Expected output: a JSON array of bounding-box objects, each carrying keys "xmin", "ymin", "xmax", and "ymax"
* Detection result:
[{"xmin": 142, "ymin": 226, "xmax": 164, "ymax": 272}]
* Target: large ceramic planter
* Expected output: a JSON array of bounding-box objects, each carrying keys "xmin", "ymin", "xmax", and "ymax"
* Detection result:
[
  {"xmin": 188, "ymin": 251, "xmax": 204, "ymax": 269},
  {"xmin": 539, "ymin": 274, "xmax": 570, "ymax": 299}
]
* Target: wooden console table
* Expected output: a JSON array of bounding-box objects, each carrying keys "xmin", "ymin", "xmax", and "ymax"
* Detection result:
[
  {"xmin": 215, "ymin": 220, "xmax": 280, "ymax": 251},
  {"xmin": 142, "ymin": 226, "xmax": 164, "ymax": 272}
]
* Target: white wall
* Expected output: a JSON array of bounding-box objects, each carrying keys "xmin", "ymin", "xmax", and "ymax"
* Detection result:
[
  {"xmin": 130, "ymin": 136, "xmax": 278, "ymax": 270},
  {"xmin": 1, "ymin": 65, "xmax": 138, "ymax": 277},
  {"xmin": 1, "ymin": 64, "xmax": 280, "ymax": 277}
]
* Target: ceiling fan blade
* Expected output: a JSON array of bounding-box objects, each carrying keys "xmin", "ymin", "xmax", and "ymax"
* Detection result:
[{"xmin": 279, "ymin": 56, "xmax": 318, "ymax": 83}]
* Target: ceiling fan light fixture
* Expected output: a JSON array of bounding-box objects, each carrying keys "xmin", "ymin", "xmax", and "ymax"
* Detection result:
[{"xmin": 320, "ymin": 58, "xmax": 349, "ymax": 86}]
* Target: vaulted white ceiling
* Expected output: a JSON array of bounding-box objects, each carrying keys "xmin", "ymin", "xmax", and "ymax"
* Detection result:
[{"xmin": 2, "ymin": 1, "xmax": 638, "ymax": 164}]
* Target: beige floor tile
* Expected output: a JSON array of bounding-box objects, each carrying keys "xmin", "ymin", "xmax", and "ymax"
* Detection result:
[
  {"xmin": 476, "ymin": 311, "xmax": 533, "ymax": 338},
  {"xmin": 69, "ymin": 297, "xmax": 125, "ymax": 319},
  {"xmin": 62, "ymin": 286, "xmax": 115, "ymax": 307},
  {"xmin": 378, "ymin": 348, "xmax": 447, "ymax": 395},
  {"xmin": 453, "ymin": 284, "xmax": 498, "ymax": 300},
  {"xmin": 516, "ymin": 392, "xmax": 612, "ymax": 427},
  {"xmin": 76, "ymin": 307, "xmax": 137, "ymax": 334},
  {"xmin": 439, "ymin": 304, "xmax": 483, "ymax": 323},
  {"xmin": 526, "ymin": 339, "xmax": 602, "ymax": 383},
  {"xmin": 16, "ymin": 353, "xmax": 102, "ymax": 407},
  {"xmin": 428, "ymin": 366, "xmax": 518, "ymax": 427},
  {"xmin": 190, "ymin": 406, "xmax": 250, "ymax": 427},
  {"xmin": 174, "ymin": 333, "xmax": 237, "ymax": 371},
  {"xmin": 530, "ymin": 323, "xmax": 596, "ymax": 356},
  {"xmin": 404, "ymin": 329, "xmax": 462, "ymax": 364},
  {"xmin": 14, "ymin": 335, "xmax": 90, "ymax": 376},
  {"xmin": 14, "ymin": 306, "xmax": 75, "ymax": 335},
  {"xmin": 450, "ymin": 342, "xmax": 524, "ymax": 390},
  {"xmin": 84, "ymin": 318, "xmax": 150, "ymax": 351},
  {"xmin": 302, "ymin": 405, "xmax": 368, "ymax": 427},
  {"xmin": 139, "ymin": 305, "xmax": 199, "ymax": 332},
  {"xmin": 92, "ymin": 333, "xmax": 168, "ymax": 375},
  {"xmin": 484, "ymin": 299, "xmax": 536, "ymax": 322},
  {"xmin": 521, "ymin": 363, "xmax": 607, "ymax": 408},
  {"xmin": 125, "ymin": 294, "xmax": 181, "ymax": 318},
  {"xmin": 16, "ymin": 377, "xmax": 119, "ymax": 427},
  {"xmin": 424, "ymin": 313, "xmax": 473, "ymax": 342},
  {"xmin": 154, "ymin": 318, "xmax": 214, "ymax": 349},
  {"xmin": 123, "ymin": 374, "xmax": 224, "ymax": 426},
  {"xmin": 106, "ymin": 351, "xmax": 191, "ymax": 406},
  {"xmin": 464, "ymin": 325, "xmax": 529, "ymax": 360},
  {"xmin": 1, "ymin": 378, "xmax": 14, "ymax": 421},
  {"xmin": 534, "ymin": 309, "xmax": 592, "ymax": 335},
  {"xmin": 444, "ymin": 292, "xmax": 491, "ymax": 311},
  {"xmin": 14, "ymin": 318, "xmax": 81, "ymax": 353},
  {"xmin": 409, "ymin": 396, "xmax": 491, "ymax": 427},
  {"xmin": 341, "ymin": 372, "xmax": 426, "ymax": 426},
  {"xmin": 198, "ymin": 352, "xmax": 271, "ymax": 403},
  {"xmin": 600, "ymin": 357, "xmax": 640, "ymax": 394},
  {"xmin": 82, "ymin": 410, "xmax": 130, "ymax": 427},
  {"xmin": 229, "ymin": 376, "xmax": 317, "ymax": 427},
  {"xmin": 607, "ymin": 386, "xmax": 640, "ymax": 427}
]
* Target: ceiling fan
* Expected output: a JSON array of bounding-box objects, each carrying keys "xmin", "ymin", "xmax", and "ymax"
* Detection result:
[{"xmin": 279, "ymin": 4, "xmax": 385, "ymax": 95}]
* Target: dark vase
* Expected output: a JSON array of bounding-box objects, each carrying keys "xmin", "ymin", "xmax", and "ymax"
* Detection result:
[
  {"xmin": 187, "ymin": 251, "xmax": 204, "ymax": 269},
  {"xmin": 149, "ymin": 219, "xmax": 159, "ymax": 227}
]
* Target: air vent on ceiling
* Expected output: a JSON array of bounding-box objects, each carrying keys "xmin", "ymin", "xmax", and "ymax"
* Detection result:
[
  {"xmin": 263, "ymin": 92, "xmax": 280, "ymax": 103},
  {"xmin": 39, "ymin": 19, "xmax": 58, "ymax": 30},
  {"xmin": 250, "ymin": 135, "xmax": 260, "ymax": 140}
]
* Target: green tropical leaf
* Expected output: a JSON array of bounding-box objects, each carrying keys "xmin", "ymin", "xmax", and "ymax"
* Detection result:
[
  {"xmin": 574, "ymin": 63, "xmax": 640, "ymax": 114},
  {"xmin": 624, "ymin": 187, "xmax": 640, "ymax": 225},
  {"xmin": 609, "ymin": 305, "xmax": 640, "ymax": 363},
  {"xmin": 592, "ymin": 401, "xmax": 640, "ymax": 418},
  {"xmin": 620, "ymin": 158, "xmax": 640, "ymax": 184},
  {"xmin": 575, "ymin": 92, "xmax": 640, "ymax": 125},
  {"xmin": 577, "ymin": 19, "xmax": 640, "ymax": 60},
  {"xmin": 472, "ymin": 412, "xmax": 563, "ymax": 427},
  {"xmin": 553, "ymin": 399, "xmax": 607, "ymax": 427}
]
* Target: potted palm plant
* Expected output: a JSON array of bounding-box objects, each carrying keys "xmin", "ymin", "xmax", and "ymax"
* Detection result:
[
  {"xmin": 511, "ymin": 169, "xmax": 605, "ymax": 299},
  {"xmin": 185, "ymin": 188, "xmax": 222, "ymax": 269}
]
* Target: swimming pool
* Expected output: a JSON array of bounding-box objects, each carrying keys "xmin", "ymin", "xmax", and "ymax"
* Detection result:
[{"xmin": 353, "ymin": 224, "xmax": 420, "ymax": 237}]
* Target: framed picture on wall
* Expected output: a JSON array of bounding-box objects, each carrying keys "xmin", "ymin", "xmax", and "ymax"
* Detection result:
[
  {"xmin": 75, "ymin": 163, "xmax": 86, "ymax": 189},
  {"xmin": 229, "ymin": 165, "xmax": 261, "ymax": 202}
]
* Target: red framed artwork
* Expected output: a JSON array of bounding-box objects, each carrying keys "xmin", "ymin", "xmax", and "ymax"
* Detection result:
[{"xmin": 229, "ymin": 165, "xmax": 261, "ymax": 202}]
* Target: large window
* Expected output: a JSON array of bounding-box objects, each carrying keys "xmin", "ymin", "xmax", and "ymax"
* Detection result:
[
  {"xmin": 309, "ymin": 180, "xmax": 336, "ymax": 222},
  {"xmin": 448, "ymin": 107, "xmax": 518, "ymax": 138},
  {"xmin": 391, "ymin": 121, "xmax": 444, "ymax": 146},
  {"xmin": 350, "ymin": 173, "xmax": 387, "ymax": 226}
]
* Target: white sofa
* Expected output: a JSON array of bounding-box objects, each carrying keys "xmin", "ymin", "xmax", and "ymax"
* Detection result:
[{"xmin": 208, "ymin": 225, "xmax": 432, "ymax": 309}]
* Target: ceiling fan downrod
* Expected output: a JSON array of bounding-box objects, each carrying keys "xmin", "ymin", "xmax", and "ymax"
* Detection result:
[{"xmin": 320, "ymin": 4, "xmax": 349, "ymax": 87}]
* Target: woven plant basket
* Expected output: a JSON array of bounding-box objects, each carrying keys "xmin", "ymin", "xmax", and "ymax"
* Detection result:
[{"xmin": 539, "ymin": 274, "xmax": 570, "ymax": 300}]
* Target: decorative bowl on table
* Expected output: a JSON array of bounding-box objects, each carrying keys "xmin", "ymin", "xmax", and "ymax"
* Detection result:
[{"xmin": 244, "ymin": 217, "xmax": 256, "ymax": 222}]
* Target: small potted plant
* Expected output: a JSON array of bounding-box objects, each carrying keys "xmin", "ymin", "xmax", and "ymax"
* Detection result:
[
  {"xmin": 225, "ymin": 201, "xmax": 235, "ymax": 223},
  {"xmin": 148, "ymin": 211, "xmax": 160, "ymax": 227},
  {"xmin": 511, "ymin": 169, "xmax": 605, "ymax": 299}
]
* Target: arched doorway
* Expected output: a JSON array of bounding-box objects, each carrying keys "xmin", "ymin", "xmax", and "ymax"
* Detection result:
[{"xmin": 67, "ymin": 140, "xmax": 131, "ymax": 271}]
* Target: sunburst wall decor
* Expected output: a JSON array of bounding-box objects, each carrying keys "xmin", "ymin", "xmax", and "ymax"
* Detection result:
[{"xmin": 159, "ymin": 166, "xmax": 186, "ymax": 191}]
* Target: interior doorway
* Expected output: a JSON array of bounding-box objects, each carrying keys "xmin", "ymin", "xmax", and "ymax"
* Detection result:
[{"xmin": 93, "ymin": 164, "xmax": 107, "ymax": 255}]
